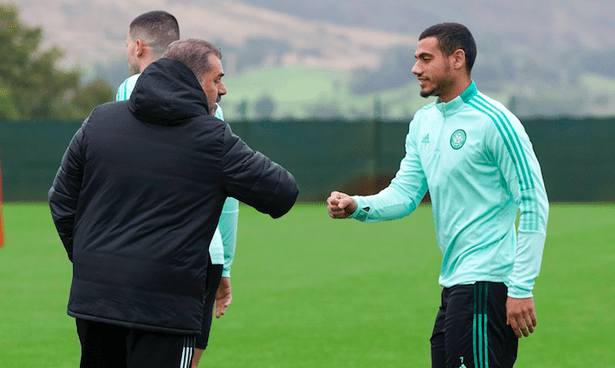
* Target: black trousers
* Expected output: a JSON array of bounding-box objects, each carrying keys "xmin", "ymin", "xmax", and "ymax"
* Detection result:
[
  {"xmin": 76, "ymin": 319, "xmax": 195, "ymax": 368},
  {"xmin": 430, "ymin": 282, "xmax": 518, "ymax": 368}
]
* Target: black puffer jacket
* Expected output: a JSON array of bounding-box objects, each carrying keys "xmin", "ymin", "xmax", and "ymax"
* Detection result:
[{"xmin": 48, "ymin": 58, "xmax": 299, "ymax": 334}]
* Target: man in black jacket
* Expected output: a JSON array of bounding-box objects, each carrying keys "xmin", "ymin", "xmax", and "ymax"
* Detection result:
[{"xmin": 48, "ymin": 38, "xmax": 299, "ymax": 368}]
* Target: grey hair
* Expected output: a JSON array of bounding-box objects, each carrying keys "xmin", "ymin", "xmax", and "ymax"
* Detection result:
[{"xmin": 162, "ymin": 39, "xmax": 222, "ymax": 82}]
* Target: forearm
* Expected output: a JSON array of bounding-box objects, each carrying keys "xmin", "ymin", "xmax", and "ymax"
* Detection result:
[
  {"xmin": 507, "ymin": 230, "xmax": 546, "ymax": 298},
  {"xmin": 508, "ymin": 186, "xmax": 548, "ymax": 298},
  {"xmin": 221, "ymin": 128, "xmax": 298, "ymax": 219},
  {"xmin": 191, "ymin": 349, "xmax": 204, "ymax": 368},
  {"xmin": 351, "ymin": 182, "xmax": 424, "ymax": 222},
  {"xmin": 219, "ymin": 198, "xmax": 239, "ymax": 277}
]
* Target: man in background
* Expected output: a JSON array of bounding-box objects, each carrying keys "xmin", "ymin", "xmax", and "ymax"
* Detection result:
[
  {"xmin": 115, "ymin": 11, "xmax": 239, "ymax": 367},
  {"xmin": 115, "ymin": 11, "xmax": 178, "ymax": 100},
  {"xmin": 327, "ymin": 23, "xmax": 548, "ymax": 367}
]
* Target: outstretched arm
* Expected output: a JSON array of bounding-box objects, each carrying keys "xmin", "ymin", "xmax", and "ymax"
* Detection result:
[
  {"xmin": 221, "ymin": 125, "xmax": 298, "ymax": 219},
  {"xmin": 326, "ymin": 122, "xmax": 428, "ymax": 223}
]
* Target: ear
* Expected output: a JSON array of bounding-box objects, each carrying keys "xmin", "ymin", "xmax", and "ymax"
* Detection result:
[
  {"xmin": 135, "ymin": 39, "xmax": 146, "ymax": 57},
  {"xmin": 451, "ymin": 49, "xmax": 466, "ymax": 71}
]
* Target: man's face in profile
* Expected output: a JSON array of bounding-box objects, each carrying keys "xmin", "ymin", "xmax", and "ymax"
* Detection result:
[
  {"xmin": 125, "ymin": 34, "xmax": 140, "ymax": 76},
  {"xmin": 199, "ymin": 54, "xmax": 227, "ymax": 116}
]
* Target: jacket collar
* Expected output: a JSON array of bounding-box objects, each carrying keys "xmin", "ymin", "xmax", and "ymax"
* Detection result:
[{"xmin": 435, "ymin": 80, "xmax": 477, "ymax": 116}]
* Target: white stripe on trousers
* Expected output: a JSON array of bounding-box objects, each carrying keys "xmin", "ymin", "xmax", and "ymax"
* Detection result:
[{"xmin": 179, "ymin": 336, "xmax": 196, "ymax": 368}]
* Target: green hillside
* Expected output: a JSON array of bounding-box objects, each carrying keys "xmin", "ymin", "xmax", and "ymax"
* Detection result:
[
  {"xmin": 221, "ymin": 64, "xmax": 438, "ymax": 121},
  {"xmin": 220, "ymin": 60, "xmax": 615, "ymax": 121}
]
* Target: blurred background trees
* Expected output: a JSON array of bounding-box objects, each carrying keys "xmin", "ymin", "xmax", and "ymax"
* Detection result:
[{"xmin": 0, "ymin": 4, "xmax": 113, "ymax": 121}]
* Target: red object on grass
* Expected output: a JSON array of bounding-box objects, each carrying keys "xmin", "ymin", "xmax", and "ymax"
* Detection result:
[{"xmin": 0, "ymin": 153, "xmax": 4, "ymax": 248}]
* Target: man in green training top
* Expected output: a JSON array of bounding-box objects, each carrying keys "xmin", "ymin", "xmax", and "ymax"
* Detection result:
[
  {"xmin": 116, "ymin": 11, "xmax": 238, "ymax": 367},
  {"xmin": 327, "ymin": 23, "xmax": 548, "ymax": 368}
]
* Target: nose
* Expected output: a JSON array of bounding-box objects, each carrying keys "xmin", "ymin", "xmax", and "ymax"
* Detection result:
[
  {"xmin": 219, "ymin": 82, "xmax": 227, "ymax": 96},
  {"xmin": 411, "ymin": 60, "xmax": 420, "ymax": 76}
]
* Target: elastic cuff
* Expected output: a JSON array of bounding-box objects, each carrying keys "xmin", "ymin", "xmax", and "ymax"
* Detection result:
[
  {"xmin": 507, "ymin": 286, "xmax": 533, "ymax": 299},
  {"xmin": 349, "ymin": 196, "xmax": 369, "ymax": 221}
]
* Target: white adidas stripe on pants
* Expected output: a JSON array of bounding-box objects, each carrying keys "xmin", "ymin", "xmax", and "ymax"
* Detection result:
[{"xmin": 179, "ymin": 336, "xmax": 196, "ymax": 368}]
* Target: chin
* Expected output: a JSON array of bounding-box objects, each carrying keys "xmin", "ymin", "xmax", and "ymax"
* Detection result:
[{"xmin": 420, "ymin": 89, "xmax": 433, "ymax": 98}]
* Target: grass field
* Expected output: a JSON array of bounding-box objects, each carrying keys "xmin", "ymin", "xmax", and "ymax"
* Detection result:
[{"xmin": 1, "ymin": 202, "xmax": 614, "ymax": 367}]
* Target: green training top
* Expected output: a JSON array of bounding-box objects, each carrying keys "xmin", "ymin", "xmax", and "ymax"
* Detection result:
[{"xmin": 351, "ymin": 81, "xmax": 548, "ymax": 298}]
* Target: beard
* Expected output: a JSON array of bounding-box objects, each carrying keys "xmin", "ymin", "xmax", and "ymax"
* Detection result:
[
  {"xmin": 209, "ymin": 102, "xmax": 218, "ymax": 116},
  {"xmin": 129, "ymin": 61, "xmax": 140, "ymax": 76},
  {"xmin": 419, "ymin": 65, "xmax": 452, "ymax": 98},
  {"xmin": 420, "ymin": 89, "xmax": 434, "ymax": 98}
]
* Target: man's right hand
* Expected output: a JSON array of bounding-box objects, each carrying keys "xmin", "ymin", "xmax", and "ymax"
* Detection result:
[{"xmin": 327, "ymin": 191, "xmax": 358, "ymax": 219}]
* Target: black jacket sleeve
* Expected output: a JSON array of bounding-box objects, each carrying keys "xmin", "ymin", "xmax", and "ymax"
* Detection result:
[
  {"xmin": 48, "ymin": 120, "xmax": 87, "ymax": 261},
  {"xmin": 220, "ymin": 125, "xmax": 299, "ymax": 218}
]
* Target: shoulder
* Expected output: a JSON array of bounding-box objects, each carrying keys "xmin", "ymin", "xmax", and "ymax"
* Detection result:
[
  {"xmin": 465, "ymin": 91, "xmax": 524, "ymax": 134},
  {"xmin": 192, "ymin": 114, "xmax": 227, "ymax": 128},
  {"xmin": 115, "ymin": 74, "xmax": 141, "ymax": 101},
  {"xmin": 90, "ymin": 100, "xmax": 130, "ymax": 117},
  {"xmin": 188, "ymin": 115, "xmax": 232, "ymax": 144},
  {"xmin": 465, "ymin": 92, "xmax": 533, "ymax": 159},
  {"xmin": 82, "ymin": 101, "xmax": 132, "ymax": 132},
  {"xmin": 466, "ymin": 91, "xmax": 518, "ymax": 123}
]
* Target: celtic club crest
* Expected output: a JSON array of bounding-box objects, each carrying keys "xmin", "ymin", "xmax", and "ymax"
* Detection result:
[{"xmin": 450, "ymin": 129, "xmax": 466, "ymax": 150}]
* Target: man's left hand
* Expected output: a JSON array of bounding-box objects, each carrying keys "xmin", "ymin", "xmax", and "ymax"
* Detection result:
[
  {"xmin": 506, "ymin": 296, "xmax": 537, "ymax": 338},
  {"xmin": 214, "ymin": 277, "xmax": 232, "ymax": 318}
]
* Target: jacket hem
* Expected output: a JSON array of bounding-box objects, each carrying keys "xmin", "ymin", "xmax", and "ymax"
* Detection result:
[{"xmin": 67, "ymin": 310, "xmax": 200, "ymax": 335}]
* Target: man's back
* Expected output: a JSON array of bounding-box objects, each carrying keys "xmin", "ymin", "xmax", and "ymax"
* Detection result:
[
  {"xmin": 49, "ymin": 58, "xmax": 299, "ymax": 334},
  {"xmin": 66, "ymin": 99, "xmax": 233, "ymax": 333}
]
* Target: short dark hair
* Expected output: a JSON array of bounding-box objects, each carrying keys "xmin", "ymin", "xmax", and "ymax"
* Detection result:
[
  {"xmin": 162, "ymin": 39, "xmax": 222, "ymax": 82},
  {"xmin": 419, "ymin": 23, "xmax": 476, "ymax": 74},
  {"xmin": 129, "ymin": 11, "xmax": 180, "ymax": 59}
]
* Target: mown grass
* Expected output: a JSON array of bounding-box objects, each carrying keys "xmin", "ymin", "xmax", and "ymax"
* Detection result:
[{"xmin": 1, "ymin": 202, "xmax": 613, "ymax": 367}]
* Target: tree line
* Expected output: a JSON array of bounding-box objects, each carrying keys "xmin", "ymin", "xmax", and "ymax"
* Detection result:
[{"xmin": 0, "ymin": 4, "xmax": 113, "ymax": 121}]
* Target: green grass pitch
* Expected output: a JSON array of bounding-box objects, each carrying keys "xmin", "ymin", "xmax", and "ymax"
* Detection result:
[{"xmin": 1, "ymin": 202, "xmax": 614, "ymax": 367}]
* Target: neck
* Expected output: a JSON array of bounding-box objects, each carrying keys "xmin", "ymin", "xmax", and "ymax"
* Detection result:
[
  {"xmin": 439, "ymin": 75, "xmax": 472, "ymax": 103},
  {"xmin": 138, "ymin": 55, "xmax": 156, "ymax": 73}
]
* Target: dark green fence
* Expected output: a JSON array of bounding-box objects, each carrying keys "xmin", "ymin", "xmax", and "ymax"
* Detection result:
[
  {"xmin": 1, "ymin": 117, "xmax": 614, "ymax": 202},
  {"xmin": 0, "ymin": 121, "xmax": 84, "ymax": 202}
]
